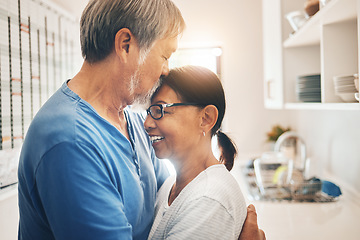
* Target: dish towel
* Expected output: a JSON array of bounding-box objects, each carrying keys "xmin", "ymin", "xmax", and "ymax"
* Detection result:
[{"xmin": 321, "ymin": 180, "xmax": 342, "ymax": 197}]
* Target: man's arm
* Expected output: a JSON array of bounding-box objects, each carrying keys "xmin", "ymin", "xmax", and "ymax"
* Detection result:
[
  {"xmin": 239, "ymin": 205, "xmax": 266, "ymax": 240},
  {"xmin": 36, "ymin": 141, "xmax": 133, "ymax": 240}
]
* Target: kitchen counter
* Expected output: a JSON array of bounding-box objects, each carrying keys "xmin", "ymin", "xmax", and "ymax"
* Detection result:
[{"xmin": 231, "ymin": 159, "xmax": 360, "ymax": 240}]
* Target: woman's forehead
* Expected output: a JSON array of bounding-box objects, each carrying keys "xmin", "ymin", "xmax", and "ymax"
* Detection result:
[{"xmin": 151, "ymin": 85, "xmax": 181, "ymax": 103}]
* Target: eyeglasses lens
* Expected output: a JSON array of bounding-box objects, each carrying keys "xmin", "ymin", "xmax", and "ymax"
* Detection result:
[{"xmin": 150, "ymin": 105, "xmax": 163, "ymax": 119}]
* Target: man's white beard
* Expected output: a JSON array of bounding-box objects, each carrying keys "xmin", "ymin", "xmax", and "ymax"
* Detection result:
[
  {"xmin": 128, "ymin": 69, "xmax": 140, "ymax": 98},
  {"xmin": 128, "ymin": 48, "xmax": 160, "ymax": 113},
  {"xmin": 129, "ymin": 71, "xmax": 161, "ymax": 113}
]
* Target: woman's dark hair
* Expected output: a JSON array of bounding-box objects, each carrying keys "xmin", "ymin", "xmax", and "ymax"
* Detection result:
[{"xmin": 154, "ymin": 65, "xmax": 237, "ymax": 171}]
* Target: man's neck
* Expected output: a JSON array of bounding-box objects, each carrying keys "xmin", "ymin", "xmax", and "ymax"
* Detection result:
[{"xmin": 68, "ymin": 59, "xmax": 131, "ymax": 139}]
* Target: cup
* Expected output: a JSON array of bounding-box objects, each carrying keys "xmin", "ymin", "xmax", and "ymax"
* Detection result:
[
  {"xmin": 320, "ymin": 0, "xmax": 331, "ymax": 8},
  {"xmin": 285, "ymin": 11, "xmax": 308, "ymax": 32}
]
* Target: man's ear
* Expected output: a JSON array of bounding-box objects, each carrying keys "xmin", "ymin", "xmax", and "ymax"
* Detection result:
[
  {"xmin": 200, "ymin": 105, "xmax": 218, "ymax": 133},
  {"xmin": 114, "ymin": 28, "xmax": 138, "ymax": 63}
]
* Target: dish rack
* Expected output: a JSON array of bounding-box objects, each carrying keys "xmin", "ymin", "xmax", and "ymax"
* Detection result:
[
  {"xmin": 290, "ymin": 181, "xmax": 323, "ymax": 200},
  {"xmin": 242, "ymin": 166, "xmax": 338, "ymax": 203}
]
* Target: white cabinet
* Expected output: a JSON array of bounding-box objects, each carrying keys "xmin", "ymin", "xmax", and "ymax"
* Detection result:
[
  {"xmin": 263, "ymin": 0, "xmax": 283, "ymax": 109},
  {"xmin": 263, "ymin": 0, "xmax": 360, "ymax": 110},
  {"xmin": 0, "ymin": 185, "xmax": 19, "ymax": 240}
]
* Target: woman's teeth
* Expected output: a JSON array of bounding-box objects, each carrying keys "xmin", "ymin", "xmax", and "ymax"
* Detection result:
[{"xmin": 150, "ymin": 136, "xmax": 164, "ymax": 143}]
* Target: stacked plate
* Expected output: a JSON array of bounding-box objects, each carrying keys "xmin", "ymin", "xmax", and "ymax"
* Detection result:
[
  {"xmin": 333, "ymin": 74, "xmax": 358, "ymax": 102},
  {"xmin": 296, "ymin": 74, "xmax": 321, "ymax": 102}
]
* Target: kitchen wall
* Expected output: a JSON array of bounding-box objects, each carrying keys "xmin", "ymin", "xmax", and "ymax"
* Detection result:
[{"xmin": 293, "ymin": 110, "xmax": 360, "ymax": 192}]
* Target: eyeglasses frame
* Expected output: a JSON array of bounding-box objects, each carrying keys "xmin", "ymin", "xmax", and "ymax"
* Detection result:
[{"xmin": 146, "ymin": 103, "xmax": 203, "ymax": 120}]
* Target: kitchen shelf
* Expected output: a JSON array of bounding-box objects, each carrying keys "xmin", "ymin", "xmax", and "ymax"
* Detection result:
[
  {"xmin": 283, "ymin": 12, "xmax": 321, "ymax": 47},
  {"xmin": 284, "ymin": 0, "xmax": 358, "ymax": 48},
  {"xmin": 263, "ymin": 0, "xmax": 360, "ymax": 110},
  {"xmin": 285, "ymin": 102, "xmax": 360, "ymax": 110}
]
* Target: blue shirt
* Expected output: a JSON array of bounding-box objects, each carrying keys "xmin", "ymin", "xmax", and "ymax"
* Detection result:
[{"xmin": 18, "ymin": 81, "xmax": 169, "ymax": 240}]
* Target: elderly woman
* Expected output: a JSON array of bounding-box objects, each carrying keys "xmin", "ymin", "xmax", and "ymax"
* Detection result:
[{"xmin": 144, "ymin": 65, "xmax": 247, "ymax": 239}]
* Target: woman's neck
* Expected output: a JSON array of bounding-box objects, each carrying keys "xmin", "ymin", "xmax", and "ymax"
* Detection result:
[{"xmin": 168, "ymin": 150, "xmax": 220, "ymax": 205}]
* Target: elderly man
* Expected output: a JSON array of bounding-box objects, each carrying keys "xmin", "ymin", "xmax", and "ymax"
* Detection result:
[{"xmin": 18, "ymin": 0, "xmax": 264, "ymax": 239}]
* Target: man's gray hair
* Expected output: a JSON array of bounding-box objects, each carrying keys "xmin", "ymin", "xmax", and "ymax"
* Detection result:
[{"xmin": 80, "ymin": 0, "xmax": 185, "ymax": 63}]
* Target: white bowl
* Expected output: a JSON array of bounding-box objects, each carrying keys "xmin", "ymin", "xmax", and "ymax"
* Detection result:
[
  {"xmin": 334, "ymin": 80, "xmax": 355, "ymax": 86},
  {"xmin": 335, "ymin": 86, "xmax": 357, "ymax": 93},
  {"xmin": 337, "ymin": 93, "xmax": 357, "ymax": 102},
  {"xmin": 333, "ymin": 74, "xmax": 357, "ymax": 79}
]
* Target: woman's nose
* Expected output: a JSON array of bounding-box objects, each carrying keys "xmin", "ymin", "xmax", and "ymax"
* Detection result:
[{"xmin": 144, "ymin": 114, "xmax": 156, "ymax": 132}]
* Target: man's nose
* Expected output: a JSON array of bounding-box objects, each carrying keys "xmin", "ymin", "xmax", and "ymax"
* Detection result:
[{"xmin": 161, "ymin": 62, "xmax": 169, "ymax": 76}]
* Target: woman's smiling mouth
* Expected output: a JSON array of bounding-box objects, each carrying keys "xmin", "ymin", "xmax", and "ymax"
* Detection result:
[{"xmin": 150, "ymin": 135, "xmax": 165, "ymax": 144}]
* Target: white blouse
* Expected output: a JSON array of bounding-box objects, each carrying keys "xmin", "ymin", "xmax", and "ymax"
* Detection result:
[{"xmin": 148, "ymin": 164, "xmax": 247, "ymax": 240}]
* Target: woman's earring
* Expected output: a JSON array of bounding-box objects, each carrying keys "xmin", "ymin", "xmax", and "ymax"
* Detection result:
[{"xmin": 203, "ymin": 131, "xmax": 206, "ymax": 137}]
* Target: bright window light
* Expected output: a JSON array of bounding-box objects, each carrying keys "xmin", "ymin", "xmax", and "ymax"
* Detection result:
[
  {"xmin": 162, "ymin": 159, "xmax": 176, "ymax": 176},
  {"xmin": 211, "ymin": 47, "xmax": 223, "ymax": 57},
  {"xmin": 169, "ymin": 47, "xmax": 222, "ymax": 75}
]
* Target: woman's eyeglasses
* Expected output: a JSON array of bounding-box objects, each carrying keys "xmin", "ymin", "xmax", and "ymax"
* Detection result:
[{"xmin": 146, "ymin": 103, "xmax": 201, "ymax": 120}]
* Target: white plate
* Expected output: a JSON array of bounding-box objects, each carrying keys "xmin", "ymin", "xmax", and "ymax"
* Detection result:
[{"xmin": 335, "ymin": 88, "xmax": 357, "ymax": 93}]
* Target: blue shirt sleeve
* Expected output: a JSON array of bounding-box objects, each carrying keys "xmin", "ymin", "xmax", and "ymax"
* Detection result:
[{"xmin": 35, "ymin": 141, "xmax": 132, "ymax": 240}]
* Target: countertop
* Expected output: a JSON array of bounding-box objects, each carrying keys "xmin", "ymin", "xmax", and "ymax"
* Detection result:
[{"xmin": 231, "ymin": 159, "xmax": 360, "ymax": 240}]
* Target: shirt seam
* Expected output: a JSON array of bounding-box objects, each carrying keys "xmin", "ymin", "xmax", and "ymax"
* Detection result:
[{"xmin": 189, "ymin": 195, "xmax": 236, "ymax": 221}]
